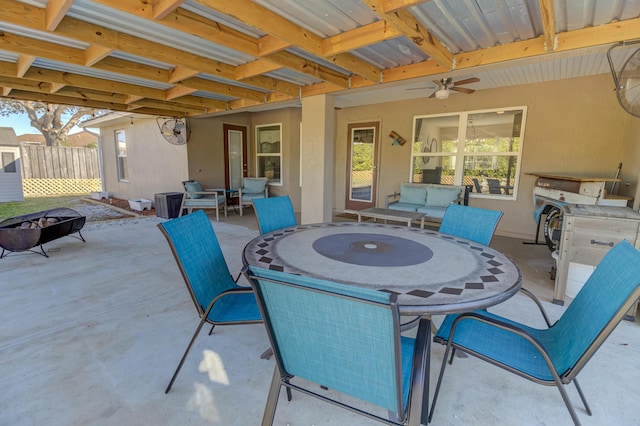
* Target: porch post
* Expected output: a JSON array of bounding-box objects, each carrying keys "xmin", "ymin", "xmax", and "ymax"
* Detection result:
[{"xmin": 300, "ymin": 94, "xmax": 335, "ymax": 224}]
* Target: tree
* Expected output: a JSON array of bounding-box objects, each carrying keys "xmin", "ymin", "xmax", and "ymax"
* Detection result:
[{"xmin": 0, "ymin": 100, "xmax": 101, "ymax": 146}]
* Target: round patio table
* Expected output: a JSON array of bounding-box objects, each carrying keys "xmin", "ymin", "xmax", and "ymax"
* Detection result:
[
  {"xmin": 243, "ymin": 221, "xmax": 522, "ymax": 424},
  {"xmin": 242, "ymin": 222, "xmax": 522, "ymax": 316}
]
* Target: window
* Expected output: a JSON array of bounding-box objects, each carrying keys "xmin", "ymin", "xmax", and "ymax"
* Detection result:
[
  {"xmin": 256, "ymin": 123, "xmax": 282, "ymax": 185},
  {"xmin": 411, "ymin": 107, "xmax": 526, "ymax": 198},
  {"xmin": 1, "ymin": 152, "xmax": 16, "ymax": 173},
  {"xmin": 115, "ymin": 129, "xmax": 128, "ymax": 181}
]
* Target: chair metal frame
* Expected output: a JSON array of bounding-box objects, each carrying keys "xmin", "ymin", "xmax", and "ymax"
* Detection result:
[
  {"xmin": 158, "ymin": 210, "xmax": 262, "ymax": 393},
  {"xmin": 429, "ymin": 241, "xmax": 640, "ymax": 426},
  {"xmin": 245, "ymin": 266, "xmax": 429, "ymax": 426}
]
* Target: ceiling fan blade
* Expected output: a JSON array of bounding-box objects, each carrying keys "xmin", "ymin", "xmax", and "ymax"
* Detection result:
[
  {"xmin": 428, "ymin": 91, "xmax": 437, "ymax": 98},
  {"xmin": 453, "ymin": 77, "xmax": 480, "ymax": 86},
  {"xmin": 450, "ymin": 87, "xmax": 475, "ymax": 94},
  {"xmin": 405, "ymin": 86, "xmax": 432, "ymax": 91}
]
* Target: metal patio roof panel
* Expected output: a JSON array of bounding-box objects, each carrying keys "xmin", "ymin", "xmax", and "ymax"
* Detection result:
[
  {"xmin": 352, "ymin": 40, "xmax": 429, "ymax": 69},
  {"xmin": 410, "ymin": 0, "xmax": 541, "ymax": 53},
  {"xmin": 264, "ymin": 68, "xmax": 322, "ymax": 86},
  {"xmin": 253, "ymin": 0, "xmax": 378, "ymax": 37},
  {"xmin": 555, "ymin": 0, "xmax": 640, "ymax": 31},
  {"xmin": 182, "ymin": 0, "xmax": 266, "ymax": 38},
  {"xmin": 68, "ymin": 0, "xmax": 255, "ymax": 66}
]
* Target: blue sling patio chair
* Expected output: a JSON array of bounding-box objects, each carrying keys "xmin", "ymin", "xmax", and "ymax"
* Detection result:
[
  {"xmin": 439, "ymin": 203, "xmax": 503, "ymax": 246},
  {"xmin": 252, "ymin": 195, "xmax": 296, "ymax": 235},
  {"xmin": 429, "ymin": 240, "xmax": 640, "ymax": 426},
  {"xmin": 244, "ymin": 266, "xmax": 429, "ymax": 426},
  {"xmin": 158, "ymin": 210, "xmax": 262, "ymax": 393}
]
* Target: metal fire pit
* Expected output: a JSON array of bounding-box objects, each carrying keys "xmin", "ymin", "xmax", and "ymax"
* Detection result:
[{"xmin": 0, "ymin": 208, "xmax": 86, "ymax": 258}]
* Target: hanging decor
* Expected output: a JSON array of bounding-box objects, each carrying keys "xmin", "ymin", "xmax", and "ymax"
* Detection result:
[{"xmin": 389, "ymin": 130, "xmax": 406, "ymax": 146}]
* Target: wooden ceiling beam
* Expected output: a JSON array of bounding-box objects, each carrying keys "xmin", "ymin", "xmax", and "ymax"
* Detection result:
[
  {"xmin": 257, "ymin": 36, "xmax": 291, "ymax": 56},
  {"xmin": 235, "ymin": 59, "xmax": 283, "ymax": 80},
  {"xmin": 382, "ymin": 0, "xmax": 430, "ymax": 13},
  {"xmin": 0, "ymin": 31, "xmax": 85, "ymax": 64},
  {"xmin": 128, "ymin": 98, "xmax": 205, "ymax": 114},
  {"xmin": 21, "ymin": 67, "xmax": 169, "ymax": 100},
  {"xmin": 0, "ymin": 1, "xmax": 293, "ymax": 99},
  {"xmin": 168, "ymin": 66, "xmax": 200, "ymax": 84},
  {"xmin": 16, "ymin": 54, "xmax": 36, "ymax": 77},
  {"xmin": 266, "ymin": 51, "xmax": 349, "ymax": 87},
  {"xmin": 45, "ymin": 0, "xmax": 74, "ymax": 31},
  {"xmin": 91, "ymin": 57, "xmax": 172, "ymax": 82},
  {"xmin": 0, "ymin": 75, "xmax": 52, "ymax": 92},
  {"xmin": 152, "ymin": 0, "xmax": 187, "ymax": 20},
  {"xmin": 539, "ymin": 0, "xmax": 556, "ymax": 52},
  {"xmin": 84, "ymin": 45, "xmax": 113, "ymax": 66},
  {"xmin": 179, "ymin": 77, "xmax": 267, "ymax": 102},
  {"xmin": 323, "ymin": 20, "xmax": 401, "ymax": 56},
  {"xmin": 164, "ymin": 85, "xmax": 197, "ymax": 100}
]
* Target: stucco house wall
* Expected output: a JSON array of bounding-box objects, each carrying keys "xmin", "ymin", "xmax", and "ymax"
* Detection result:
[
  {"xmin": 334, "ymin": 74, "xmax": 633, "ymax": 240},
  {"xmin": 93, "ymin": 116, "xmax": 188, "ymax": 202},
  {"xmin": 187, "ymin": 108, "xmax": 302, "ymax": 213}
]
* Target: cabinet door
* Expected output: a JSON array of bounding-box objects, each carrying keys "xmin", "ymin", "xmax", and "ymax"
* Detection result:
[{"xmin": 569, "ymin": 217, "xmax": 639, "ymax": 265}]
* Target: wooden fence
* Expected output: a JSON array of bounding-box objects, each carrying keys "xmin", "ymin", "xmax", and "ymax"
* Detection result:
[{"xmin": 20, "ymin": 145, "xmax": 102, "ymax": 196}]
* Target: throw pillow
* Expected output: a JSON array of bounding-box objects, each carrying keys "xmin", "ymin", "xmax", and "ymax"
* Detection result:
[
  {"xmin": 184, "ymin": 181, "xmax": 203, "ymax": 199},
  {"xmin": 426, "ymin": 187, "xmax": 461, "ymax": 207},
  {"xmin": 399, "ymin": 184, "xmax": 427, "ymax": 205}
]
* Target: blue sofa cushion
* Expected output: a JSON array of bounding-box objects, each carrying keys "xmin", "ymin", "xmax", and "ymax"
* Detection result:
[
  {"xmin": 184, "ymin": 181, "xmax": 204, "ymax": 199},
  {"xmin": 388, "ymin": 202, "xmax": 420, "ymax": 212},
  {"xmin": 416, "ymin": 205, "xmax": 447, "ymax": 218},
  {"xmin": 426, "ymin": 186, "xmax": 461, "ymax": 207},
  {"xmin": 399, "ymin": 184, "xmax": 427, "ymax": 205},
  {"xmin": 183, "ymin": 195, "xmax": 225, "ymax": 207}
]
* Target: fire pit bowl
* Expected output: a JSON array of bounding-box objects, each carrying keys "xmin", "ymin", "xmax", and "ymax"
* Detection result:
[{"xmin": 0, "ymin": 208, "xmax": 86, "ymax": 258}]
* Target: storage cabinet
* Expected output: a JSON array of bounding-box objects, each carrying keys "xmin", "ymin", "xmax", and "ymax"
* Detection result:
[{"xmin": 554, "ymin": 205, "xmax": 640, "ymax": 320}]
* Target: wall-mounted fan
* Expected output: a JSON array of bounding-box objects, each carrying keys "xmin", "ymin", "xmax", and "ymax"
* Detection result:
[
  {"xmin": 607, "ymin": 41, "xmax": 640, "ymax": 118},
  {"xmin": 407, "ymin": 77, "xmax": 480, "ymax": 99},
  {"xmin": 156, "ymin": 116, "xmax": 190, "ymax": 145}
]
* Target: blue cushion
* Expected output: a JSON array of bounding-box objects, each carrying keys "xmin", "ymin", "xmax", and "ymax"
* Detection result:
[
  {"xmin": 416, "ymin": 205, "xmax": 447, "ymax": 218},
  {"xmin": 184, "ymin": 181, "xmax": 203, "ymax": 199},
  {"xmin": 182, "ymin": 195, "xmax": 225, "ymax": 207},
  {"xmin": 399, "ymin": 184, "xmax": 427, "ymax": 205},
  {"xmin": 243, "ymin": 178, "xmax": 267, "ymax": 194},
  {"xmin": 426, "ymin": 186, "xmax": 461, "ymax": 207},
  {"xmin": 388, "ymin": 202, "xmax": 419, "ymax": 212}
]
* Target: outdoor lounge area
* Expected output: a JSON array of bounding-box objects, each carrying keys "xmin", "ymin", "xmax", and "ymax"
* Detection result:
[{"xmin": 1, "ymin": 212, "xmax": 639, "ymax": 426}]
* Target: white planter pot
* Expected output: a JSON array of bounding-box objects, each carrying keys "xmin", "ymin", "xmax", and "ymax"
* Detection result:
[
  {"xmin": 128, "ymin": 199, "xmax": 153, "ymax": 211},
  {"xmin": 90, "ymin": 191, "xmax": 109, "ymax": 200}
]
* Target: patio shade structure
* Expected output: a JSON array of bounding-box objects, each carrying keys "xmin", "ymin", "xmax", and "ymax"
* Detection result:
[{"xmin": 0, "ymin": 1, "xmax": 638, "ymax": 116}]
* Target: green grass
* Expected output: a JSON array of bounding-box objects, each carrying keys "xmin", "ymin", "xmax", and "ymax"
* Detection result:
[{"xmin": 0, "ymin": 196, "xmax": 85, "ymax": 220}]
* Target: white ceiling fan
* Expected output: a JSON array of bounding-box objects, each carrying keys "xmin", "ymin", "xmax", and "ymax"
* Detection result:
[{"xmin": 408, "ymin": 77, "xmax": 480, "ymax": 99}]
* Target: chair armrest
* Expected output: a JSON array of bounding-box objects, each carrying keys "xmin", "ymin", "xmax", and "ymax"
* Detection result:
[
  {"xmin": 204, "ymin": 188, "xmax": 225, "ymax": 194},
  {"xmin": 517, "ymin": 287, "xmax": 554, "ymax": 327},
  {"xmin": 386, "ymin": 192, "xmax": 400, "ymax": 208},
  {"xmin": 448, "ymin": 312, "xmax": 558, "ymax": 373},
  {"xmin": 186, "ymin": 191, "xmax": 224, "ymax": 197}
]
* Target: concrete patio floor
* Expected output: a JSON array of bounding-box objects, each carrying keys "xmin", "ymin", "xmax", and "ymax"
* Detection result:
[{"xmin": 1, "ymin": 211, "xmax": 639, "ymax": 425}]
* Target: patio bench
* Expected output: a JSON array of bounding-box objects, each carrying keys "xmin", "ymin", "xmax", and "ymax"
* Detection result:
[{"xmin": 385, "ymin": 183, "xmax": 469, "ymax": 223}]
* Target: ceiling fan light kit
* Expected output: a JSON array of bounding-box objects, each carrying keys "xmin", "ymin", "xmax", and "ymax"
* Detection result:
[{"xmin": 435, "ymin": 88, "xmax": 450, "ymax": 99}]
